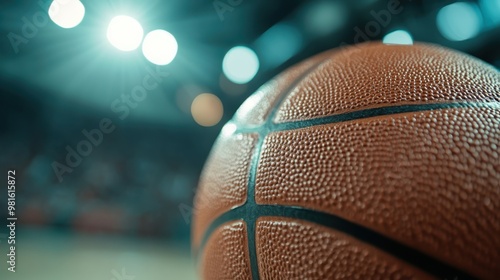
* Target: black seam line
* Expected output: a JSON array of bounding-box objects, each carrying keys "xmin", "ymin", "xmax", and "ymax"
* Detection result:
[
  {"xmin": 245, "ymin": 136, "xmax": 264, "ymax": 280},
  {"xmin": 198, "ymin": 205, "xmax": 476, "ymax": 280},
  {"xmin": 194, "ymin": 100, "xmax": 499, "ymax": 279},
  {"xmin": 192, "ymin": 60, "xmax": 327, "ymax": 279},
  {"xmin": 244, "ymin": 59, "xmax": 332, "ymax": 280},
  {"xmin": 233, "ymin": 101, "xmax": 500, "ymax": 135}
]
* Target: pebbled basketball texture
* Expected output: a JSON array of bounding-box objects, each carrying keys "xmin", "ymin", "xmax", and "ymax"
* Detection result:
[{"xmin": 192, "ymin": 42, "xmax": 500, "ymax": 280}]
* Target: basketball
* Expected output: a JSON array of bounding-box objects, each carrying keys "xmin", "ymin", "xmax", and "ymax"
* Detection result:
[{"xmin": 192, "ymin": 42, "xmax": 500, "ymax": 279}]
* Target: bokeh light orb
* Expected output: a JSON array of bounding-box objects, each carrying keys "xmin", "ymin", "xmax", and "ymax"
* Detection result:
[
  {"xmin": 48, "ymin": 0, "xmax": 85, "ymax": 29},
  {"xmin": 223, "ymin": 46, "xmax": 260, "ymax": 84},
  {"xmin": 383, "ymin": 30, "xmax": 414, "ymax": 45},
  {"xmin": 437, "ymin": 2, "xmax": 483, "ymax": 41},
  {"xmin": 191, "ymin": 93, "xmax": 224, "ymax": 127},
  {"xmin": 107, "ymin": 15, "xmax": 144, "ymax": 51},
  {"xmin": 142, "ymin": 30, "xmax": 178, "ymax": 65}
]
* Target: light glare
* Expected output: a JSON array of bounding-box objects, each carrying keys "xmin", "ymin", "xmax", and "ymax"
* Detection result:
[
  {"xmin": 142, "ymin": 30, "xmax": 178, "ymax": 65},
  {"xmin": 107, "ymin": 15, "xmax": 144, "ymax": 51},
  {"xmin": 221, "ymin": 123, "xmax": 237, "ymax": 136}
]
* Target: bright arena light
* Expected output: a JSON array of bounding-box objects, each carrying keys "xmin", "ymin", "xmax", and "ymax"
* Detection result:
[
  {"xmin": 107, "ymin": 15, "xmax": 144, "ymax": 51},
  {"xmin": 142, "ymin": 30, "xmax": 178, "ymax": 65},
  {"xmin": 223, "ymin": 46, "xmax": 259, "ymax": 84},
  {"xmin": 191, "ymin": 93, "xmax": 224, "ymax": 127},
  {"xmin": 48, "ymin": 0, "xmax": 85, "ymax": 29},
  {"xmin": 383, "ymin": 30, "xmax": 414, "ymax": 45},
  {"xmin": 437, "ymin": 2, "xmax": 483, "ymax": 41}
]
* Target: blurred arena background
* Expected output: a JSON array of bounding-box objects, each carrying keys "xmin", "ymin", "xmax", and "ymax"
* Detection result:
[{"xmin": 0, "ymin": 0, "xmax": 499, "ymax": 279}]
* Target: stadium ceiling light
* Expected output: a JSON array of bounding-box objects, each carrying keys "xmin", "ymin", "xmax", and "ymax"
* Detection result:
[
  {"xmin": 48, "ymin": 0, "xmax": 85, "ymax": 29},
  {"xmin": 107, "ymin": 15, "xmax": 144, "ymax": 51},
  {"xmin": 142, "ymin": 30, "xmax": 178, "ymax": 65}
]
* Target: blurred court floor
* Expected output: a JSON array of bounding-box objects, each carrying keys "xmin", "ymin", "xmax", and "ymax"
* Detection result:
[{"xmin": 0, "ymin": 227, "xmax": 197, "ymax": 280}]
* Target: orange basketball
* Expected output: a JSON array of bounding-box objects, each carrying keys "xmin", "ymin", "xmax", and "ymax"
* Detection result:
[{"xmin": 192, "ymin": 42, "xmax": 500, "ymax": 279}]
